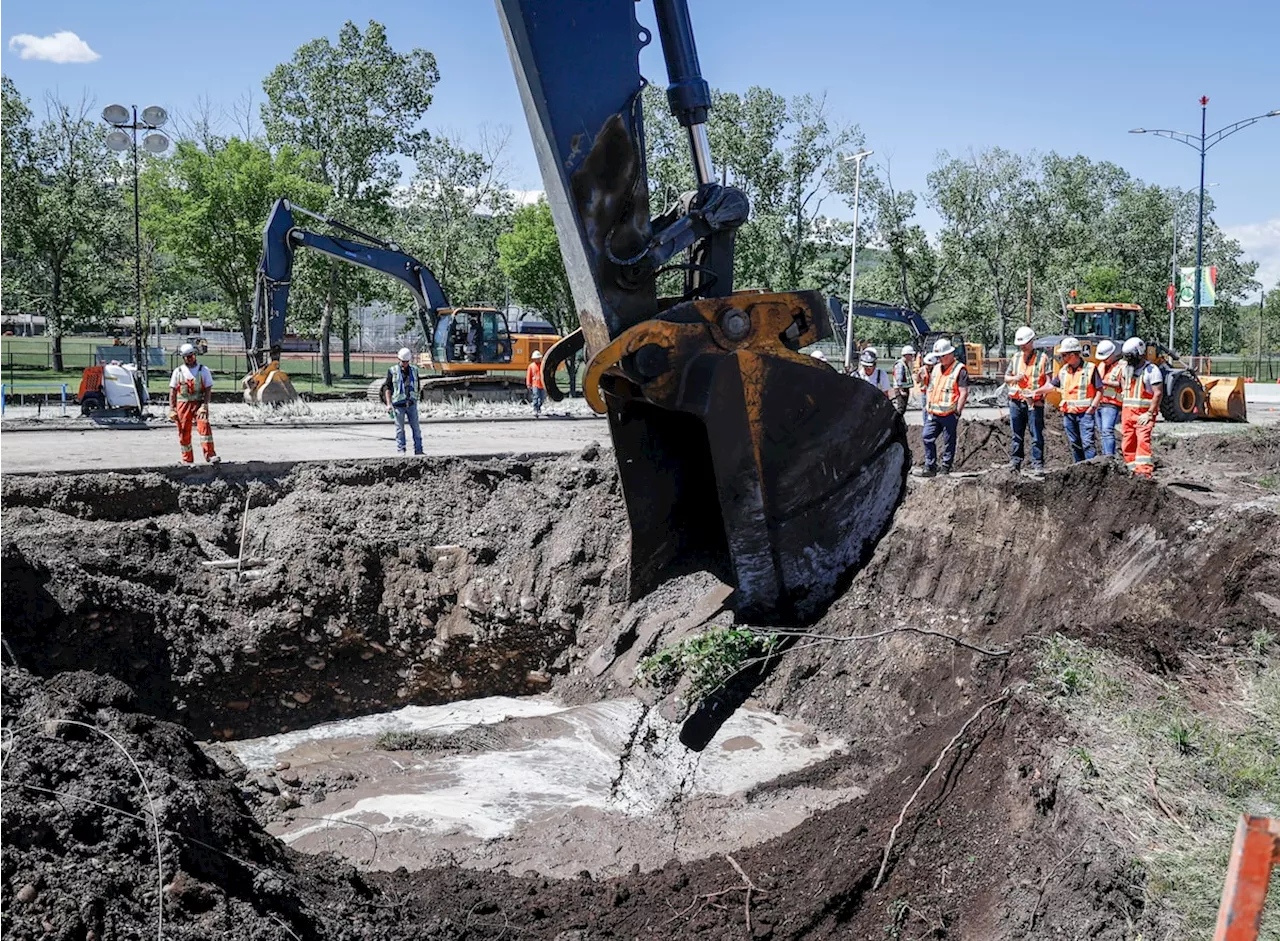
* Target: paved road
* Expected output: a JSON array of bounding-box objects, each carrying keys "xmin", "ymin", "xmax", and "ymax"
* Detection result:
[{"xmin": 0, "ymin": 418, "xmax": 611, "ymax": 473}]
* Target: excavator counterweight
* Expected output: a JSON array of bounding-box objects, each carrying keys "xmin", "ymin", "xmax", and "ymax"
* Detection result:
[{"xmin": 497, "ymin": 0, "xmax": 909, "ymax": 623}]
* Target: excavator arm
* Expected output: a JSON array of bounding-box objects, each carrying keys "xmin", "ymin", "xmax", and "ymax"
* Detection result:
[
  {"xmin": 830, "ymin": 298, "xmax": 932, "ymax": 340},
  {"xmin": 497, "ymin": 0, "xmax": 910, "ymax": 625},
  {"xmin": 250, "ymin": 199, "xmax": 449, "ymax": 371}
]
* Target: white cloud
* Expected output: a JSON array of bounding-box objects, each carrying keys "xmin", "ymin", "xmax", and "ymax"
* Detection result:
[
  {"xmin": 1224, "ymin": 217, "xmax": 1280, "ymax": 294},
  {"xmin": 7, "ymin": 31, "xmax": 100, "ymax": 64}
]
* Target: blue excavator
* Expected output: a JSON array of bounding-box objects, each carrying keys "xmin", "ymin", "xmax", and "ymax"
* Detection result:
[{"xmin": 495, "ymin": 0, "xmax": 910, "ymax": 628}]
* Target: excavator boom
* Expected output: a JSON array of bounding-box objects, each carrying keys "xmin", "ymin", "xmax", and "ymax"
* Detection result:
[{"xmin": 497, "ymin": 0, "xmax": 909, "ymax": 623}]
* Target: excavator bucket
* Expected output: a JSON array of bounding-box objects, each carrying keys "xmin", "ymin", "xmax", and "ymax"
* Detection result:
[
  {"xmin": 1202, "ymin": 375, "xmax": 1248, "ymax": 421},
  {"xmin": 242, "ymin": 362, "xmax": 300, "ymax": 407}
]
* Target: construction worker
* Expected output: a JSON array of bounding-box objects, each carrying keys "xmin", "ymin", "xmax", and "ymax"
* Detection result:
[
  {"xmin": 1045, "ymin": 337, "xmax": 1101, "ymax": 463},
  {"xmin": 890, "ymin": 344, "xmax": 916, "ymax": 415},
  {"xmin": 381, "ymin": 347, "xmax": 423, "ymax": 455},
  {"xmin": 919, "ymin": 338, "xmax": 968, "ymax": 477},
  {"xmin": 526, "ymin": 349, "xmax": 546, "ymax": 417},
  {"xmin": 168, "ymin": 343, "xmax": 220, "ymax": 465},
  {"xmin": 1093, "ymin": 339, "xmax": 1124, "ymax": 458},
  {"xmin": 810, "ymin": 349, "xmax": 828, "ymax": 362},
  {"xmin": 1004, "ymin": 325, "xmax": 1050, "ymax": 476},
  {"xmin": 855, "ymin": 348, "xmax": 892, "ymax": 396},
  {"xmin": 1119, "ymin": 337, "xmax": 1163, "ymax": 477}
]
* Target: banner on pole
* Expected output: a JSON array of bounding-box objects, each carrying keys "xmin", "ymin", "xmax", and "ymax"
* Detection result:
[
  {"xmin": 1166, "ymin": 284, "xmax": 1175, "ymax": 312},
  {"xmin": 1178, "ymin": 266, "xmax": 1217, "ymax": 308}
]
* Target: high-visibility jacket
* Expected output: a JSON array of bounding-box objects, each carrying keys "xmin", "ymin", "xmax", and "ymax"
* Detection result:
[
  {"xmin": 170, "ymin": 363, "xmax": 213, "ymax": 403},
  {"xmin": 525, "ymin": 360, "xmax": 544, "ymax": 390},
  {"xmin": 1008, "ymin": 350, "xmax": 1049, "ymax": 402},
  {"xmin": 1058, "ymin": 362, "xmax": 1097, "ymax": 414},
  {"xmin": 927, "ymin": 361, "xmax": 966, "ymax": 416},
  {"xmin": 1122, "ymin": 363, "xmax": 1161, "ymax": 408},
  {"xmin": 891, "ymin": 359, "xmax": 914, "ymax": 390},
  {"xmin": 389, "ymin": 365, "xmax": 419, "ymax": 406},
  {"xmin": 1098, "ymin": 359, "xmax": 1124, "ymax": 409}
]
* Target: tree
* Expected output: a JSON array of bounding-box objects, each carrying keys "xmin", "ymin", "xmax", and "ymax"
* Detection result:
[
  {"xmin": 262, "ymin": 20, "xmax": 439, "ymax": 382},
  {"xmin": 397, "ymin": 127, "xmax": 513, "ymax": 306},
  {"xmin": 860, "ymin": 160, "xmax": 949, "ymax": 314},
  {"xmin": 497, "ymin": 200, "xmax": 573, "ymax": 332},
  {"xmin": 140, "ymin": 137, "xmax": 329, "ymax": 347},
  {"xmin": 1, "ymin": 79, "xmax": 130, "ymax": 370}
]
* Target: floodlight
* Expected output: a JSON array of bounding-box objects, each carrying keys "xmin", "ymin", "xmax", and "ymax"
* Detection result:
[
  {"xmin": 140, "ymin": 105, "xmax": 168, "ymax": 128},
  {"xmin": 102, "ymin": 104, "xmax": 130, "ymax": 125},
  {"xmin": 106, "ymin": 130, "xmax": 132, "ymax": 152},
  {"xmin": 142, "ymin": 133, "xmax": 170, "ymax": 154}
]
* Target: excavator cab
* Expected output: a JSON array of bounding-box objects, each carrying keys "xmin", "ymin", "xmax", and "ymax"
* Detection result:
[{"xmin": 434, "ymin": 308, "xmax": 514, "ymax": 368}]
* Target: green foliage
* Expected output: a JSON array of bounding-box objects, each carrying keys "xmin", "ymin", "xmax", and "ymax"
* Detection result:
[
  {"xmin": 1038, "ymin": 634, "xmax": 1098, "ymax": 697},
  {"xmin": 141, "ymin": 138, "xmax": 329, "ymax": 347},
  {"xmin": 497, "ymin": 200, "xmax": 573, "ymax": 331},
  {"xmin": 637, "ymin": 626, "xmax": 778, "ymax": 704}
]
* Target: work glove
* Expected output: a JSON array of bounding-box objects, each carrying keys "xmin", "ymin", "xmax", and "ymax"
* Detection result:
[
  {"xmin": 167, "ymin": 408, "xmax": 178, "ymax": 422},
  {"xmin": 197, "ymin": 406, "xmax": 210, "ymax": 421},
  {"xmin": 1138, "ymin": 412, "xmax": 1154, "ymax": 426},
  {"xmin": 387, "ymin": 408, "xmax": 394, "ymax": 419}
]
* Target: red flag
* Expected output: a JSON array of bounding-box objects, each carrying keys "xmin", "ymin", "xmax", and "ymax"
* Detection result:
[{"xmin": 1166, "ymin": 284, "xmax": 1175, "ymax": 312}]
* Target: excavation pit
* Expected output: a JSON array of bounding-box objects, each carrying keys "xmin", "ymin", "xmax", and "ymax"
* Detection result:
[{"xmin": 3, "ymin": 424, "xmax": 1278, "ymax": 939}]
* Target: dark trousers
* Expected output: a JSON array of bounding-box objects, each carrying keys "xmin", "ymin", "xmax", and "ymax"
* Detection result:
[
  {"xmin": 923, "ymin": 412, "xmax": 958, "ymax": 469},
  {"xmin": 1062, "ymin": 411, "xmax": 1097, "ymax": 463},
  {"xmin": 1009, "ymin": 399, "xmax": 1045, "ymax": 468}
]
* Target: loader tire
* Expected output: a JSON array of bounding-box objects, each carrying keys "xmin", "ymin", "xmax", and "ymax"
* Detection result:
[{"xmin": 1161, "ymin": 372, "xmax": 1203, "ymax": 422}]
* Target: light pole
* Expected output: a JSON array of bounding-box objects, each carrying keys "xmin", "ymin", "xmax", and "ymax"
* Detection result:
[
  {"xmin": 1130, "ymin": 99, "xmax": 1278, "ymax": 359},
  {"xmin": 103, "ymin": 104, "xmax": 170, "ymax": 389},
  {"xmin": 841, "ymin": 149, "xmax": 873, "ymax": 371}
]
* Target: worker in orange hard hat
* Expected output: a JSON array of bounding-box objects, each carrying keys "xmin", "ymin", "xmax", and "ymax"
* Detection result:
[
  {"xmin": 526, "ymin": 350, "xmax": 546, "ymax": 417},
  {"xmin": 168, "ymin": 343, "xmax": 220, "ymax": 465}
]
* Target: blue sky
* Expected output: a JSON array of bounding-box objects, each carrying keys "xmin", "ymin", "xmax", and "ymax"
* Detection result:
[{"xmin": 5, "ymin": 0, "xmax": 1279, "ymax": 287}]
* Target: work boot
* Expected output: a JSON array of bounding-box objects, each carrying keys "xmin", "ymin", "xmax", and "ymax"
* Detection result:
[
  {"xmin": 916, "ymin": 466, "xmax": 937, "ymax": 478},
  {"xmin": 939, "ymin": 465, "xmax": 952, "ymax": 476},
  {"xmin": 1030, "ymin": 463, "xmax": 1046, "ymax": 478},
  {"xmin": 1009, "ymin": 461, "xmax": 1022, "ymax": 472},
  {"xmin": 208, "ymin": 455, "xmax": 221, "ymax": 465}
]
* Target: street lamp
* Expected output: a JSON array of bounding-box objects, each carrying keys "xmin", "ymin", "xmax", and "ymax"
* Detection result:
[
  {"xmin": 103, "ymin": 104, "xmax": 170, "ymax": 388},
  {"xmin": 1166, "ymin": 182, "xmax": 1218, "ymax": 349},
  {"xmin": 1130, "ymin": 99, "xmax": 1278, "ymax": 358},
  {"xmin": 840, "ymin": 149, "xmax": 873, "ymax": 371}
]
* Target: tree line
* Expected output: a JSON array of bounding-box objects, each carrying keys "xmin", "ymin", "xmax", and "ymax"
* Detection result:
[{"xmin": 2, "ymin": 20, "xmax": 1274, "ymax": 380}]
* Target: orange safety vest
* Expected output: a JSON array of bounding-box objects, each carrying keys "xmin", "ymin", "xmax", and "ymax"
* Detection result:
[
  {"xmin": 1098, "ymin": 359, "xmax": 1124, "ymax": 408},
  {"xmin": 1058, "ymin": 362, "xmax": 1096, "ymax": 414},
  {"xmin": 525, "ymin": 360, "xmax": 544, "ymax": 390},
  {"xmin": 1008, "ymin": 350, "xmax": 1049, "ymax": 402},
  {"xmin": 926, "ymin": 361, "xmax": 964, "ymax": 416},
  {"xmin": 1122, "ymin": 363, "xmax": 1158, "ymax": 408},
  {"xmin": 175, "ymin": 364, "xmax": 208, "ymax": 403}
]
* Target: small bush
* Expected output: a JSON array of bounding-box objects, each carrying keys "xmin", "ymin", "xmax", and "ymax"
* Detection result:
[{"xmin": 637, "ymin": 626, "xmax": 779, "ymax": 704}]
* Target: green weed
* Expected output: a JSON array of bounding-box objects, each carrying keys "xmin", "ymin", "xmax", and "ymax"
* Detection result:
[
  {"xmin": 637, "ymin": 626, "xmax": 779, "ymax": 704},
  {"xmin": 1257, "ymin": 473, "xmax": 1277, "ymax": 490}
]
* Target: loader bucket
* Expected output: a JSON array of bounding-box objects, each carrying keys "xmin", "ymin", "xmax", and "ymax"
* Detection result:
[
  {"xmin": 589, "ymin": 291, "xmax": 910, "ymax": 624},
  {"xmin": 1202, "ymin": 376, "xmax": 1248, "ymax": 421},
  {"xmin": 242, "ymin": 363, "xmax": 300, "ymax": 407}
]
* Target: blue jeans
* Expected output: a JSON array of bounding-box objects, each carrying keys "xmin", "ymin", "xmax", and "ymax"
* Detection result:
[
  {"xmin": 1096, "ymin": 404, "xmax": 1120, "ymax": 457},
  {"xmin": 530, "ymin": 387, "xmax": 546, "ymax": 415},
  {"xmin": 1009, "ymin": 399, "xmax": 1045, "ymax": 468},
  {"xmin": 923, "ymin": 412, "xmax": 958, "ymax": 469},
  {"xmin": 1062, "ymin": 411, "xmax": 1097, "ymax": 463},
  {"xmin": 393, "ymin": 400, "xmax": 423, "ymax": 454}
]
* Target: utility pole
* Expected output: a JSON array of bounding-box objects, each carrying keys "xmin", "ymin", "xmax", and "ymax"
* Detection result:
[{"xmin": 840, "ymin": 150, "xmax": 873, "ymax": 371}]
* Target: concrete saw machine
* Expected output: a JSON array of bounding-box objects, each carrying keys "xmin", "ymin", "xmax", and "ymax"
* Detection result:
[{"xmin": 498, "ymin": 0, "xmax": 909, "ymax": 625}]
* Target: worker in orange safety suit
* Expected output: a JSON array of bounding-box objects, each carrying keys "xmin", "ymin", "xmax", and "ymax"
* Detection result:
[
  {"xmin": 168, "ymin": 343, "xmax": 220, "ymax": 464},
  {"xmin": 526, "ymin": 349, "xmax": 546, "ymax": 417},
  {"xmin": 1119, "ymin": 337, "xmax": 1163, "ymax": 478}
]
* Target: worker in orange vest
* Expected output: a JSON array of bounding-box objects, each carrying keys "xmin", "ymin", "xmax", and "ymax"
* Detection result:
[
  {"xmin": 1119, "ymin": 337, "xmax": 1164, "ymax": 477},
  {"xmin": 526, "ymin": 349, "xmax": 546, "ymax": 417},
  {"xmin": 1093, "ymin": 339, "xmax": 1125, "ymax": 458},
  {"xmin": 168, "ymin": 343, "xmax": 220, "ymax": 465},
  {"xmin": 918, "ymin": 338, "xmax": 969, "ymax": 477},
  {"xmin": 1045, "ymin": 337, "xmax": 1102, "ymax": 462}
]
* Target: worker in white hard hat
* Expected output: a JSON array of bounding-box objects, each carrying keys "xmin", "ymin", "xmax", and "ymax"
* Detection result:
[
  {"xmin": 526, "ymin": 349, "xmax": 546, "ymax": 417},
  {"xmin": 1047, "ymin": 337, "xmax": 1102, "ymax": 463},
  {"xmin": 890, "ymin": 344, "xmax": 917, "ymax": 416},
  {"xmin": 1093, "ymin": 339, "xmax": 1124, "ymax": 458},
  {"xmin": 810, "ymin": 349, "xmax": 828, "ymax": 362},
  {"xmin": 855, "ymin": 347, "xmax": 892, "ymax": 397},
  {"xmin": 1004, "ymin": 325, "xmax": 1050, "ymax": 476},
  {"xmin": 918, "ymin": 337, "xmax": 968, "ymax": 477},
  {"xmin": 168, "ymin": 342, "xmax": 220, "ymax": 465},
  {"xmin": 381, "ymin": 347, "xmax": 423, "ymax": 454},
  {"xmin": 1119, "ymin": 337, "xmax": 1163, "ymax": 477}
]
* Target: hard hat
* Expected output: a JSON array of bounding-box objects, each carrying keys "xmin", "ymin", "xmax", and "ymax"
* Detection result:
[
  {"xmin": 1014, "ymin": 326, "xmax": 1036, "ymax": 346},
  {"xmin": 398, "ymin": 347, "xmax": 412, "ymax": 362},
  {"xmin": 860, "ymin": 348, "xmax": 878, "ymax": 364},
  {"xmin": 924, "ymin": 353, "xmax": 939, "ymax": 366},
  {"xmin": 810, "ymin": 349, "xmax": 827, "ymax": 362},
  {"xmin": 932, "ymin": 337, "xmax": 956, "ymax": 357},
  {"xmin": 531, "ymin": 350, "xmax": 542, "ymax": 360},
  {"xmin": 1096, "ymin": 339, "xmax": 1117, "ymax": 360},
  {"xmin": 179, "ymin": 343, "xmax": 196, "ymax": 356},
  {"xmin": 901, "ymin": 344, "xmax": 916, "ymax": 356},
  {"xmin": 1122, "ymin": 337, "xmax": 1146, "ymax": 357},
  {"xmin": 1058, "ymin": 336, "xmax": 1082, "ymax": 355}
]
